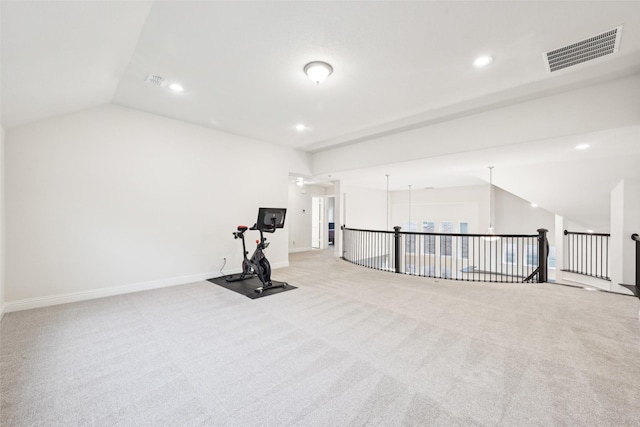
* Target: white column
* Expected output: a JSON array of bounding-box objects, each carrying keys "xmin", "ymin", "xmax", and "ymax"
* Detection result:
[
  {"xmin": 554, "ymin": 214, "xmax": 566, "ymax": 283},
  {"xmin": 610, "ymin": 179, "xmax": 640, "ymax": 293},
  {"xmin": 333, "ymin": 180, "xmax": 342, "ymax": 258},
  {"xmin": 0, "ymin": 127, "xmax": 5, "ymax": 318}
]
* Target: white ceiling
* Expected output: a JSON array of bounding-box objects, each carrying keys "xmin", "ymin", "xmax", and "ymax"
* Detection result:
[
  {"xmin": 1, "ymin": 1, "xmax": 152, "ymax": 129},
  {"xmin": 2, "ymin": 1, "xmax": 640, "ymax": 230},
  {"xmin": 327, "ymin": 126, "xmax": 640, "ymax": 231},
  {"xmin": 3, "ymin": 1, "xmax": 640, "ymax": 148}
]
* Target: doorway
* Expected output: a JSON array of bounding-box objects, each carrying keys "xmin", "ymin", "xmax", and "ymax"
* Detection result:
[
  {"xmin": 311, "ymin": 197, "xmax": 324, "ymax": 249},
  {"xmin": 312, "ymin": 196, "xmax": 336, "ymax": 249},
  {"xmin": 327, "ymin": 196, "xmax": 335, "ymax": 246}
]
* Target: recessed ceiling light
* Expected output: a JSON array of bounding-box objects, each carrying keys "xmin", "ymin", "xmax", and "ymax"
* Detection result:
[
  {"xmin": 169, "ymin": 83, "xmax": 184, "ymax": 93},
  {"xmin": 295, "ymin": 124, "xmax": 306, "ymax": 131},
  {"xmin": 531, "ymin": 203, "xmax": 538, "ymax": 208},
  {"xmin": 587, "ymin": 229, "xmax": 594, "ymax": 233},
  {"xmin": 575, "ymin": 143, "xmax": 590, "ymax": 150},
  {"xmin": 304, "ymin": 61, "xmax": 333, "ymax": 84},
  {"xmin": 473, "ymin": 56, "xmax": 493, "ymax": 68}
]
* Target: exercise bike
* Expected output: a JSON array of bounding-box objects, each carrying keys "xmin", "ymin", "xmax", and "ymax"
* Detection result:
[{"xmin": 226, "ymin": 208, "xmax": 288, "ymax": 294}]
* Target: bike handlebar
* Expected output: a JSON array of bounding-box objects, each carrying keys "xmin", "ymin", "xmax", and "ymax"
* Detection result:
[{"xmin": 249, "ymin": 223, "xmax": 276, "ymax": 233}]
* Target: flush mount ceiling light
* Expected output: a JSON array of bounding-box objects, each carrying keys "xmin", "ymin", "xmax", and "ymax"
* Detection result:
[
  {"xmin": 295, "ymin": 124, "xmax": 307, "ymax": 131},
  {"xmin": 575, "ymin": 143, "xmax": 590, "ymax": 150},
  {"xmin": 473, "ymin": 56, "xmax": 493, "ymax": 68},
  {"xmin": 304, "ymin": 61, "xmax": 333, "ymax": 84}
]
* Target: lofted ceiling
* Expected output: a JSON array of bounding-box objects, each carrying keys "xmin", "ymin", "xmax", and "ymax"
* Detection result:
[
  {"xmin": 326, "ymin": 126, "xmax": 640, "ymax": 231},
  {"xmin": 2, "ymin": 1, "xmax": 640, "ymax": 230}
]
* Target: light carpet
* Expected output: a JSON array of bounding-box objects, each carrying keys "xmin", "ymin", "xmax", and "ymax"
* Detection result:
[{"xmin": 2, "ymin": 249, "xmax": 640, "ymax": 426}]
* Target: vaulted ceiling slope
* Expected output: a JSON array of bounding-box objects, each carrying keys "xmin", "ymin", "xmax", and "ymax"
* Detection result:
[
  {"xmin": 1, "ymin": 1, "xmax": 153, "ymax": 130},
  {"xmin": 2, "ymin": 1, "xmax": 640, "ymax": 232},
  {"xmin": 2, "ymin": 1, "xmax": 640, "ymax": 151}
]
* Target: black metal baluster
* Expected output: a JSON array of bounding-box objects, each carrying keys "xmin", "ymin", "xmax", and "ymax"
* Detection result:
[
  {"xmin": 599, "ymin": 235, "xmax": 602, "ymax": 278},
  {"xmin": 587, "ymin": 235, "xmax": 594, "ymax": 276},
  {"xmin": 605, "ymin": 235, "xmax": 609, "ymax": 279},
  {"xmin": 419, "ymin": 234, "xmax": 422, "ymax": 277},
  {"xmin": 472, "ymin": 237, "xmax": 480, "ymax": 282},
  {"xmin": 571, "ymin": 234, "xmax": 578, "ymax": 272}
]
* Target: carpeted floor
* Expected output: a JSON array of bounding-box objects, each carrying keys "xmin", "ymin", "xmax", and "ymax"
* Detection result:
[{"xmin": 2, "ymin": 249, "xmax": 640, "ymax": 426}]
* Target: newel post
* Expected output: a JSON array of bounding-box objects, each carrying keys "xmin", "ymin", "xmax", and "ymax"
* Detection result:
[
  {"xmin": 537, "ymin": 228, "xmax": 549, "ymax": 283},
  {"xmin": 394, "ymin": 226, "xmax": 402, "ymax": 274}
]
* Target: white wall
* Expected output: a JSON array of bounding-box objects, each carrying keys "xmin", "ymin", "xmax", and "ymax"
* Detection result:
[
  {"xmin": 5, "ymin": 105, "xmax": 309, "ymax": 309},
  {"xmin": 390, "ymin": 184, "xmax": 552, "ymax": 237},
  {"xmin": 494, "ymin": 187, "xmax": 555, "ymax": 244},
  {"xmin": 312, "ymin": 75, "xmax": 640, "ymax": 175},
  {"xmin": 392, "ymin": 185, "xmax": 488, "ymax": 233},
  {"xmin": 342, "ymin": 183, "xmax": 387, "ymax": 230}
]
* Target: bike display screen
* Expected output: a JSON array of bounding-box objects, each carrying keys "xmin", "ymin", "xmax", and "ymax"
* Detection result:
[{"xmin": 256, "ymin": 208, "xmax": 287, "ymax": 230}]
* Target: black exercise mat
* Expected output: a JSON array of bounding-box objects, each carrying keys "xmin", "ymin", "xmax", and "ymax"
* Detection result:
[{"xmin": 207, "ymin": 275, "xmax": 297, "ymax": 299}]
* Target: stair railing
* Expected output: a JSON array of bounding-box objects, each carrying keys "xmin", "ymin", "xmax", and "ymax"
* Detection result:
[
  {"xmin": 341, "ymin": 226, "xmax": 548, "ymax": 283},
  {"xmin": 562, "ymin": 230, "xmax": 610, "ymax": 280}
]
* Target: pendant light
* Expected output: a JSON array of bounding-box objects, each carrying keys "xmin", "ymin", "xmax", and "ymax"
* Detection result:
[
  {"xmin": 408, "ymin": 184, "xmax": 412, "ymax": 229},
  {"xmin": 386, "ymin": 174, "xmax": 390, "ymax": 230},
  {"xmin": 484, "ymin": 166, "xmax": 500, "ymax": 241}
]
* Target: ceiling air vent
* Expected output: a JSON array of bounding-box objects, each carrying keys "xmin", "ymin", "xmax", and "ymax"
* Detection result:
[
  {"xmin": 145, "ymin": 73, "xmax": 167, "ymax": 87},
  {"xmin": 544, "ymin": 25, "xmax": 622, "ymax": 73}
]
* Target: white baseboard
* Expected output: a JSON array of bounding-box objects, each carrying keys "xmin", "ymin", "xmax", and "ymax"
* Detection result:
[
  {"xmin": 3, "ymin": 261, "xmax": 291, "ymax": 314},
  {"xmin": 271, "ymin": 261, "xmax": 289, "ymax": 270},
  {"xmin": 558, "ymin": 271, "xmax": 633, "ymax": 296},
  {"xmin": 289, "ymin": 247, "xmax": 312, "ymax": 253},
  {"xmin": 3, "ymin": 271, "xmax": 220, "ymax": 313}
]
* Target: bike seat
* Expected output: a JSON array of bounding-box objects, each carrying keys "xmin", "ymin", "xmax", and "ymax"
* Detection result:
[{"xmin": 237, "ymin": 225, "xmax": 248, "ymax": 231}]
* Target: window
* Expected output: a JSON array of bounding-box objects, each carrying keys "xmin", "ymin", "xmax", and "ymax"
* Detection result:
[
  {"xmin": 440, "ymin": 222, "xmax": 453, "ymax": 256},
  {"xmin": 422, "ymin": 221, "xmax": 436, "ymax": 254},
  {"xmin": 526, "ymin": 244, "xmax": 538, "ymax": 267},
  {"xmin": 405, "ymin": 222, "xmax": 417, "ymax": 254},
  {"xmin": 504, "ymin": 242, "xmax": 518, "ymax": 264},
  {"xmin": 459, "ymin": 222, "xmax": 469, "ymax": 259}
]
